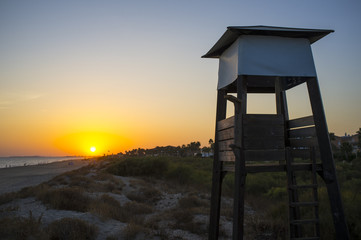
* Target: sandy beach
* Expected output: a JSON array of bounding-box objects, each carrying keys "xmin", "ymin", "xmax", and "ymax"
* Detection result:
[
  {"xmin": 0, "ymin": 159, "xmax": 90, "ymax": 195},
  {"xmin": 0, "ymin": 157, "xmax": 236, "ymax": 239}
]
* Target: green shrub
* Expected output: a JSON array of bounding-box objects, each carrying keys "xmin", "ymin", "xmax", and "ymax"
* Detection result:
[
  {"xmin": 166, "ymin": 165, "xmax": 194, "ymax": 185},
  {"xmin": 107, "ymin": 157, "xmax": 169, "ymax": 177},
  {"xmin": 246, "ymin": 172, "xmax": 285, "ymax": 195},
  {"xmin": 266, "ymin": 187, "xmax": 287, "ymax": 200},
  {"xmin": 107, "ymin": 156, "xmax": 211, "ymax": 189}
]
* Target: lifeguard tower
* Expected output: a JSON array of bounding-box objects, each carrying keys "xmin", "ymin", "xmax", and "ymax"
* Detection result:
[{"xmin": 203, "ymin": 26, "xmax": 349, "ymax": 240}]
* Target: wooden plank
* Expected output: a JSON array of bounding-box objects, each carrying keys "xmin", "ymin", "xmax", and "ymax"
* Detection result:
[
  {"xmin": 288, "ymin": 126, "xmax": 316, "ymax": 138},
  {"xmin": 217, "ymin": 128, "xmax": 234, "ymax": 141},
  {"xmin": 219, "ymin": 151, "xmax": 235, "ymax": 162},
  {"xmin": 218, "ymin": 139, "xmax": 234, "ymax": 151},
  {"xmin": 291, "ymin": 149, "xmax": 312, "ymax": 159},
  {"xmin": 244, "ymin": 149, "xmax": 285, "ymax": 162},
  {"xmin": 222, "ymin": 163, "xmax": 323, "ymax": 173},
  {"xmin": 243, "ymin": 114, "xmax": 284, "ymax": 126},
  {"xmin": 243, "ymin": 125, "xmax": 284, "ymax": 137},
  {"xmin": 291, "ymin": 149, "xmax": 320, "ymax": 159},
  {"xmin": 289, "ymin": 137, "xmax": 318, "ymax": 148},
  {"xmin": 221, "ymin": 150, "xmax": 287, "ymax": 162},
  {"xmin": 217, "ymin": 116, "xmax": 235, "ymax": 131},
  {"xmin": 244, "ymin": 136, "xmax": 284, "ymax": 150},
  {"xmin": 288, "ymin": 116, "xmax": 314, "ymax": 129}
]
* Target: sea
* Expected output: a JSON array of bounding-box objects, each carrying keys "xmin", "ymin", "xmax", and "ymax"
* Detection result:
[{"xmin": 0, "ymin": 156, "xmax": 84, "ymax": 169}]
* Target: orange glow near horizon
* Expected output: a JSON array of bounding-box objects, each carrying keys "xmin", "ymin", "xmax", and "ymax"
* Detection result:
[{"xmin": 53, "ymin": 132, "xmax": 131, "ymax": 156}]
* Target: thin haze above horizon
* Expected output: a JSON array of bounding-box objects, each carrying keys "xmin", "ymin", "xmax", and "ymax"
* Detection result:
[{"xmin": 1, "ymin": 1, "xmax": 360, "ymax": 156}]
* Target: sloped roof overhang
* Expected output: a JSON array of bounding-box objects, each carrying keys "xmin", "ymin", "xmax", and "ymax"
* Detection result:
[{"xmin": 202, "ymin": 26, "xmax": 334, "ymax": 59}]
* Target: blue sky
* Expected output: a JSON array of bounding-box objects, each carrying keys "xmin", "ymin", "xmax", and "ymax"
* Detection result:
[{"xmin": 0, "ymin": 1, "xmax": 360, "ymax": 155}]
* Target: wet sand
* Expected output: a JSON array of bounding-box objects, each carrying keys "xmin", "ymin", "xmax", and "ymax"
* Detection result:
[{"xmin": 0, "ymin": 159, "xmax": 90, "ymax": 194}]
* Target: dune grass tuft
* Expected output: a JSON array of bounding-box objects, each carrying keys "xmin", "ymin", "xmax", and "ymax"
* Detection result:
[
  {"xmin": 89, "ymin": 194, "xmax": 123, "ymax": 220},
  {"xmin": 36, "ymin": 187, "xmax": 90, "ymax": 212},
  {"xmin": 126, "ymin": 186, "xmax": 161, "ymax": 204},
  {"xmin": 123, "ymin": 221, "xmax": 148, "ymax": 240},
  {"xmin": 0, "ymin": 211, "xmax": 46, "ymax": 240},
  {"xmin": 47, "ymin": 217, "xmax": 98, "ymax": 240}
]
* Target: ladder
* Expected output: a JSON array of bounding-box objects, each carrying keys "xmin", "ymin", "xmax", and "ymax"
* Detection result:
[{"xmin": 286, "ymin": 147, "xmax": 320, "ymax": 240}]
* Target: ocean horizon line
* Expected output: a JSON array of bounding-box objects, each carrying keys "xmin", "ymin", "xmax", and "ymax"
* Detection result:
[{"xmin": 1, "ymin": 155, "xmax": 85, "ymax": 158}]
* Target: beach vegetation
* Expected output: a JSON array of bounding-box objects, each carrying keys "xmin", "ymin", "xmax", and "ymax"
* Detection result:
[
  {"xmin": 107, "ymin": 157, "xmax": 169, "ymax": 177},
  {"xmin": 123, "ymin": 221, "xmax": 149, "ymax": 240},
  {"xmin": 106, "ymin": 156, "xmax": 212, "ymax": 190},
  {"xmin": 126, "ymin": 186, "xmax": 161, "ymax": 204},
  {"xmin": 89, "ymin": 194, "xmax": 152, "ymax": 222},
  {"xmin": 0, "ymin": 192, "xmax": 18, "ymax": 205},
  {"xmin": 178, "ymin": 195, "xmax": 208, "ymax": 210},
  {"xmin": 36, "ymin": 186, "xmax": 91, "ymax": 212},
  {"xmin": 123, "ymin": 201, "xmax": 153, "ymax": 215},
  {"xmin": 88, "ymin": 194, "xmax": 123, "ymax": 220},
  {"xmin": 0, "ymin": 211, "xmax": 46, "ymax": 240},
  {"xmin": 46, "ymin": 217, "xmax": 98, "ymax": 240},
  {"xmin": 1, "ymin": 151, "xmax": 361, "ymax": 239}
]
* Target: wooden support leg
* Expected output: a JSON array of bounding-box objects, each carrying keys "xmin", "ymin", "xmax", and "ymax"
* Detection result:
[
  {"xmin": 209, "ymin": 160, "xmax": 225, "ymax": 240},
  {"xmin": 231, "ymin": 76, "xmax": 247, "ymax": 240},
  {"xmin": 307, "ymin": 78, "xmax": 350, "ymax": 239},
  {"xmin": 209, "ymin": 89, "xmax": 227, "ymax": 240},
  {"xmin": 232, "ymin": 146, "xmax": 246, "ymax": 240}
]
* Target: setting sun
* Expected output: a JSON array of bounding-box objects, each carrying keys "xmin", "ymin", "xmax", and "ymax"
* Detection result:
[{"xmin": 53, "ymin": 131, "xmax": 131, "ymax": 156}]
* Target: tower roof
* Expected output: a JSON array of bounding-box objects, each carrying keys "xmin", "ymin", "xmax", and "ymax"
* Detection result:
[{"xmin": 202, "ymin": 26, "xmax": 333, "ymax": 58}]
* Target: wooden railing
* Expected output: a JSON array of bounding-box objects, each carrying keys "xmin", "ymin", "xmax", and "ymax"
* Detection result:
[
  {"xmin": 217, "ymin": 114, "xmax": 285, "ymax": 162},
  {"xmin": 287, "ymin": 115, "xmax": 319, "ymax": 159}
]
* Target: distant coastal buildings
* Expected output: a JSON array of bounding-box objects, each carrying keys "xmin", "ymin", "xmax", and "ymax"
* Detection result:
[
  {"xmin": 330, "ymin": 128, "xmax": 361, "ymax": 158},
  {"xmin": 331, "ymin": 133, "xmax": 360, "ymax": 154}
]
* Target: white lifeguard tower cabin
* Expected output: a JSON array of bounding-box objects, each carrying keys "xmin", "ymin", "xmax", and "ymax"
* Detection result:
[{"xmin": 203, "ymin": 26, "xmax": 349, "ymax": 240}]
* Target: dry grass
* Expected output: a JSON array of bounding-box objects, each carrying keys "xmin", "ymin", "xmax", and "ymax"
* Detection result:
[
  {"xmin": 89, "ymin": 194, "xmax": 123, "ymax": 220},
  {"xmin": 142, "ymin": 194, "xmax": 210, "ymax": 236},
  {"xmin": 36, "ymin": 186, "xmax": 91, "ymax": 212},
  {"xmin": 46, "ymin": 217, "xmax": 98, "ymax": 240},
  {"xmin": 0, "ymin": 211, "xmax": 46, "ymax": 240},
  {"xmin": 0, "ymin": 192, "xmax": 18, "ymax": 205},
  {"xmin": 123, "ymin": 201, "xmax": 153, "ymax": 215},
  {"xmin": 169, "ymin": 208, "xmax": 206, "ymax": 235},
  {"xmin": 89, "ymin": 194, "xmax": 153, "ymax": 222},
  {"xmin": 123, "ymin": 221, "xmax": 149, "ymax": 240},
  {"xmin": 178, "ymin": 195, "xmax": 208, "ymax": 209},
  {"xmin": 126, "ymin": 186, "xmax": 161, "ymax": 204}
]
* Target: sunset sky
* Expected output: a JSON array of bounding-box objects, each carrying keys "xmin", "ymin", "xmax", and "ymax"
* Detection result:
[{"xmin": 1, "ymin": 1, "xmax": 360, "ymax": 156}]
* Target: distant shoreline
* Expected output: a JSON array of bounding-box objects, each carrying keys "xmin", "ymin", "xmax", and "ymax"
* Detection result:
[
  {"xmin": 0, "ymin": 156, "xmax": 89, "ymax": 169},
  {"xmin": 0, "ymin": 158, "xmax": 91, "ymax": 194},
  {"xmin": 3, "ymin": 155, "xmax": 85, "ymax": 158}
]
